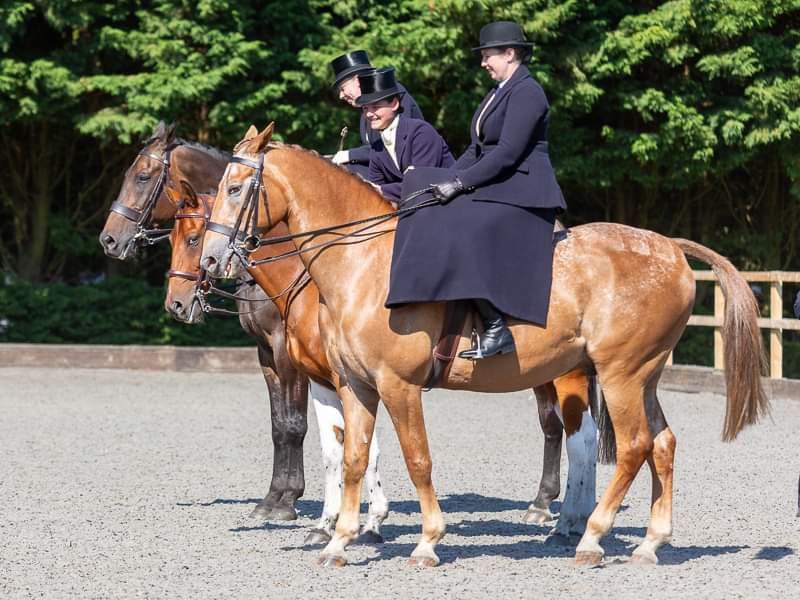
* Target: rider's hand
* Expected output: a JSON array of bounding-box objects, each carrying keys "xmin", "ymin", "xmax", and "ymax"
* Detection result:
[
  {"xmin": 332, "ymin": 150, "xmax": 350, "ymax": 165},
  {"xmin": 431, "ymin": 178, "xmax": 465, "ymax": 204}
]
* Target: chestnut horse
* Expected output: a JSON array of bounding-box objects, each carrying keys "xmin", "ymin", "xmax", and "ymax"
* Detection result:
[
  {"xmin": 162, "ymin": 170, "xmax": 600, "ymax": 544},
  {"xmin": 102, "ymin": 122, "xmax": 604, "ymax": 542},
  {"xmin": 200, "ymin": 124, "xmax": 769, "ymax": 567}
]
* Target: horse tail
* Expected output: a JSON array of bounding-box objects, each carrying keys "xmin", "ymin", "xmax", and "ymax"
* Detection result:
[
  {"xmin": 593, "ymin": 377, "xmax": 617, "ymax": 464},
  {"xmin": 673, "ymin": 238, "xmax": 770, "ymax": 441}
]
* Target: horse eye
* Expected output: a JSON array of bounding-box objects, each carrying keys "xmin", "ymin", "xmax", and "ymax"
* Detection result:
[
  {"xmin": 187, "ymin": 235, "xmax": 200, "ymax": 247},
  {"xmin": 137, "ymin": 173, "xmax": 151, "ymax": 183},
  {"xmin": 228, "ymin": 184, "xmax": 242, "ymax": 196}
]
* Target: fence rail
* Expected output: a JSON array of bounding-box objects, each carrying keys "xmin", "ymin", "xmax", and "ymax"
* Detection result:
[{"xmin": 668, "ymin": 270, "xmax": 800, "ymax": 378}]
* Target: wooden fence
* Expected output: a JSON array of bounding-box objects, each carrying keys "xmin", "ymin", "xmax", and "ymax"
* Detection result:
[{"xmin": 667, "ymin": 271, "xmax": 800, "ymax": 378}]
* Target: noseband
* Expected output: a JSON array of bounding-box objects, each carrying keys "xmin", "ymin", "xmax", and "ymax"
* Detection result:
[{"xmin": 109, "ymin": 143, "xmax": 179, "ymax": 245}]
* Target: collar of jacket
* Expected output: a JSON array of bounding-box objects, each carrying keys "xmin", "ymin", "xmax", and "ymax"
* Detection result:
[{"xmin": 479, "ymin": 65, "xmax": 531, "ymax": 125}]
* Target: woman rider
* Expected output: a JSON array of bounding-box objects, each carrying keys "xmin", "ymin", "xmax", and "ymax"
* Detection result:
[
  {"xmin": 385, "ymin": 21, "xmax": 567, "ymax": 360},
  {"xmin": 354, "ymin": 67, "xmax": 454, "ymax": 203}
]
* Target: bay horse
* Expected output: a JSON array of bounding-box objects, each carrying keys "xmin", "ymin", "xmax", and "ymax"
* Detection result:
[
  {"xmin": 100, "ymin": 122, "xmax": 605, "ymax": 543},
  {"xmin": 200, "ymin": 123, "xmax": 769, "ymax": 567}
]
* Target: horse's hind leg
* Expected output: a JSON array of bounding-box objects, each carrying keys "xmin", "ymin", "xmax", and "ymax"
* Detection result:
[
  {"xmin": 551, "ymin": 370, "xmax": 597, "ymax": 541},
  {"xmin": 575, "ymin": 375, "xmax": 651, "ymax": 566},
  {"xmin": 631, "ymin": 386, "xmax": 675, "ymax": 565},
  {"xmin": 359, "ymin": 432, "xmax": 389, "ymax": 543},
  {"xmin": 525, "ymin": 382, "xmax": 563, "ymax": 524}
]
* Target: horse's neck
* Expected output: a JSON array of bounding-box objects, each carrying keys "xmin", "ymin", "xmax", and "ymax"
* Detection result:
[
  {"xmin": 274, "ymin": 149, "xmax": 395, "ymax": 310},
  {"xmin": 174, "ymin": 145, "xmax": 227, "ymax": 194}
]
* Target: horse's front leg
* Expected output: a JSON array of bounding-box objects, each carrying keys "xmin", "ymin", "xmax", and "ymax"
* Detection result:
[
  {"xmin": 318, "ymin": 380, "xmax": 379, "ymax": 567},
  {"xmin": 305, "ymin": 381, "xmax": 344, "ymax": 545}
]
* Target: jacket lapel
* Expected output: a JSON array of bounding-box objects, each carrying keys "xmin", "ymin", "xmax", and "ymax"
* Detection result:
[
  {"xmin": 394, "ymin": 116, "xmax": 409, "ymax": 173},
  {"xmin": 477, "ymin": 66, "xmax": 530, "ymax": 130}
]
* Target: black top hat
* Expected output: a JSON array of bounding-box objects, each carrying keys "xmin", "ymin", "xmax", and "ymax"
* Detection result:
[
  {"xmin": 354, "ymin": 68, "xmax": 404, "ymax": 106},
  {"xmin": 472, "ymin": 21, "xmax": 533, "ymax": 51},
  {"xmin": 330, "ymin": 50, "xmax": 373, "ymax": 87}
]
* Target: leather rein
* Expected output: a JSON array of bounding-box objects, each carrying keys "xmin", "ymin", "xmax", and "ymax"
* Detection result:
[
  {"xmin": 167, "ymin": 194, "xmax": 309, "ymax": 318},
  {"xmin": 205, "ymin": 149, "xmax": 437, "ymax": 269}
]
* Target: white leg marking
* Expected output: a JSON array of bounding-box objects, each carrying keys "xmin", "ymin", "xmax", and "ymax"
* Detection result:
[
  {"xmin": 554, "ymin": 409, "xmax": 598, "ymax": 536},
  {"xmin": 309, "ymin": 381, "xmax": 344, "ymax": 535},
  {"xmin": 362, "ymin": 431, "xmax": 389, "ymax": 536}
]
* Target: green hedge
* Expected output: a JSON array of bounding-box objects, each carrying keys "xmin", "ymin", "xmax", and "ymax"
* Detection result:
[{"xmin": 0, "ymin": 277, "xmax": 252, "ymax": 346}]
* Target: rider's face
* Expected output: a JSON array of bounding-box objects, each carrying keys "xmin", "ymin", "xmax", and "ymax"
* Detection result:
[
  {"xmin": 362, "ymin": 98, "xmax": 400, "ymax": 131},
  {"xmin": 480, "ymin": 47, "xmax": 517, "ymax": 82},
  {"xmin": 338, "ymin": 76, "xmax": 361, "ymax": 106}
]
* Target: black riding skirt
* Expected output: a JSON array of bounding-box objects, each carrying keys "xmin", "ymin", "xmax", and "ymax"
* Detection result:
[{"xmin": 386, "ymin": 184, "xmax": 557, "ymax": 326}]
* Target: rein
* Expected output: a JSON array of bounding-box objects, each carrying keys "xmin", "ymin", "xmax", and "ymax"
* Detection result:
[
  {"xmin": 109, "ymin": 143, "xmax": 181, "ymax": 245},
  {"xmin": 206, "ymin": 148, "xmax": 437, "ymax": 268},
  {"xmin": 167, "ymin": 195, "xmax": 308, "ymax": 318}
]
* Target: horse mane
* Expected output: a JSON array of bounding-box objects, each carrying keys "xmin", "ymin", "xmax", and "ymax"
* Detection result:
[
  {"xmin": 262, "ymin": 141, "xmax": 397, "ymax": 211},
  {"xmin": 142, "ymin": 135, "xmax": 232, "ymax": 162}
]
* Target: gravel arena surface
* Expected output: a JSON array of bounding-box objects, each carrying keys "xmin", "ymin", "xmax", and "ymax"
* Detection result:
[{"xmin": 1, "ymin": 367, "xmax": 798, "ymax": 599}]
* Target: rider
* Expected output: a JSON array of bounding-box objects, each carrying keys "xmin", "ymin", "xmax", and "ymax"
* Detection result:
[
  {"xmin": 385, "ymin": 21, "xmax": 567, "ymax": 360},
  {"xmin": 329, "ymin": 50, "xmax": 424, "ymax": 177},
  {"xmin": 355, "ymin": 67, "xmax": 454, "ymax": 202}
]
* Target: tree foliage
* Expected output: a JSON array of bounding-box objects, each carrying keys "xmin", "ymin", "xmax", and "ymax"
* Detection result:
[{"xmin": 1, "ymin": 0, "xmax": 799, "ymax": 285}]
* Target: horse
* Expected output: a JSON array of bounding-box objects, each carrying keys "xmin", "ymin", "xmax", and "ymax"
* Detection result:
[
  {"xmin": 163, "ymin": 190, "xmax": 390, "ymax": 542},
  {"xmin": 200, "ymin": 123, "xmax": 769, "ymax": 567},
  {"xmin": 161, "ymin": 161, "xmax": 603, "ymax": 543}
]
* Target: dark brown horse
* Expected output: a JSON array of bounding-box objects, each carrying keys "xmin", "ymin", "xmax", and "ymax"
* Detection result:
[
  {"xmin": 200, "ymin": 124, "xmax": 769, "ymax": 567},
  {"xmin": 99, "ymin": 122, "xmax": 307, "ymax": 521}
]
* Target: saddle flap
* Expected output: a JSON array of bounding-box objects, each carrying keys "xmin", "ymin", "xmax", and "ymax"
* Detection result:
[{"xmin": 423, "ymin": 301, "xmax": 471, "ymax": 391}]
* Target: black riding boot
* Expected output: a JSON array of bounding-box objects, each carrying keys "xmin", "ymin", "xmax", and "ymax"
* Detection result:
[{"xmin": 458, "ymin": 299, "xmax": 516, "ymax": 359}]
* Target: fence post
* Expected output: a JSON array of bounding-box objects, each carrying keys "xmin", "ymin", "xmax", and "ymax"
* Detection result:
[
  {"xmin": 770, "ymin": 277, "xmax": 783, "ymax": 379},
  {"xmin": 714, "ymin": 282, "xmax": 724, "ymax": 370}
]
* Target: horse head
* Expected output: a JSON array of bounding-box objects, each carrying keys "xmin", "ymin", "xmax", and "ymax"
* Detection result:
[
  {"xmin": 99, "ymin": 121, "xmax": 180, "ymax": 259},
  {"xmin": 165, "ymin": 182, "xmax": 212, "ymax": 324},
  {"xmin": 201, "ymin": 122, "xmax": 285, "ymax": 279}
]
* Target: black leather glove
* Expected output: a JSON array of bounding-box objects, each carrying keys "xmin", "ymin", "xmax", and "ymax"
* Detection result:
[{"xmin": 431, "ymin": 177, "xmax": 465, "ymax": 204}]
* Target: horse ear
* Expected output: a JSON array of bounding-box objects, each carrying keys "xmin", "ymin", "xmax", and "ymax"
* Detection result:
[
  {"xmin": 244, "ymin": 125, "xmax": 259, "ymax": 140},
  {"xmin": 255, "ymin": 121, "xmax": 275, "ymax": 152},
  {"xmin": 152, "ymin": 120, "xmax": 167, "ymax": 140},
  {"xmin": 179, "ymin": 180, "xmax": 199, "ymax": 208},
  {"xmin": 165, "ymin": 122, "xmax": 177, "ymax": 142}
]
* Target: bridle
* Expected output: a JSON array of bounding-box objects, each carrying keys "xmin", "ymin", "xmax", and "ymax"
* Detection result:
[
  {"xmin": 205, "ymin": 148, "xmax": 437, "ymax": 270},
  {"xmin": 109, "ymin": 142, "xmax": 180, "ymax": 246},
  {"xmin": 167, "ymin": 193, "xmax": 308, "ymax": 318}
]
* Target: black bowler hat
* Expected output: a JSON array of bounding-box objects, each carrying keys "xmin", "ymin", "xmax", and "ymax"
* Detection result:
[
  {"xmin": 472, "ymin": 21, "xmax": 533, "ymax": 51},
  {"xmin": 354, "ymin": 68, "xmax": 404, "ymax": 106},
  {"xmin": 330, "ymin": 50, "xmax": 373, "ymax": 87}
]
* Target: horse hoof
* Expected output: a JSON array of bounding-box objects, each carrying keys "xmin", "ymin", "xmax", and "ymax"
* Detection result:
[
  {"xmin": 304, "ymin": 529, "xmax": 332, "ymax": 546},
  {"xmin": 544, "ymin": 532, "xmax": 572, "ymax": 547},
  {"xmin": 523, "ymin": 507, "xmax": 554, "ymax": 524},
  {"xmin": 251, "ymin": 504, "xmax": 297, "ymax": 521},
  {"xmin": 408, "ymin": 555, "xmax": 439, "ymax": 568},
  {"xmin": 357, "ymin": 530, "xmax": 384, "ymax": 545},
  {"xmin": 574, "ymin": 550, "xmax": 604, "ymax": 567},
  {"xmin": 317, "ymin": 554, "xmax": 347, "ymax": 568},
  {"xmin": 630, "ymin": 549, "xmax": 659, "ymax": 565}
]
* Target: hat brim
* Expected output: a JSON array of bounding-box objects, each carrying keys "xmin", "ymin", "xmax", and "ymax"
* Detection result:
[
  {"xmin": 354, "ymin": 88, "xmax": 404, "ymax": 107},
  {"xmin": 332, "ymin": 65, "xmax": 374, "ymax": 88},
  {"xmin": 471, "ymin": 41, "xmax": 534, "ymax": 52}
]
